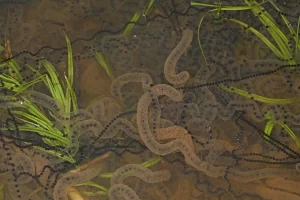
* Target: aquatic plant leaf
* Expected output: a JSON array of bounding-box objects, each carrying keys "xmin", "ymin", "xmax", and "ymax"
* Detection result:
[
  {"xmin": 191, "ymin": 2, "xmax": 262, "ymax": 10},
  {"xmin": 245, "ymin": 0, "xmax": 293, "ymax": 63},
  {"xmin": 7, "ymin": 59, "xmax": 22, "ymax": 81},
  {"xmin": 76, "ymin": 181, "xmax": 108, "ymax": 192},
  {"xmin": 63, "ymin": 31, "xmax": 76, "ymax": 114},
  {"xmin": 64, "ymin": 75, "xmax": 78, "ymax": 113},
  {"xmin": 296, "ymin": 16, "xmax": 300, "ymax": 55},
  {"xmin": 81, "ymin": 190, "xmax": 107, "ymax": 197},
  {"xmin": 219, "ymin": 84, "xmax": 297, "ymax": 104},
  {"xmin": 99, "ymin": 156, "xmax": 162, "ymax": 178},
  {"xmin": 123, "ymin": 12, "xmax": 140, "ymax": 36},
  {"xmin": 143, "ymin": 0, "xmax": 155, "ymax": 16},
  {"xmin": 42, "ymin": 60, "xmax": 65, "ymax": 106},
  {"xmin": 64, "ymin": 30, "xmax": 74, "ymax": 87},
  {"xmin": 141, "ymin": 156, "xmax": 162, "ymax": 168},
  {"xmin": 95, "ymin": 52, "xmax": 114, "ymax": 81},
  {"xmin": 279, "ymin": 122, "xmax": 300, "ymax": 148},
  {"xmin": 34, "ymin": 146, "xmax": 75, "ymax": 163},
  {"xmin": 264, "ymin": 120, "xmax": 275, "ymax": 140},
  {"xmin": 268, "ymin": 0, "xmax": 300, "ymax": 51}
]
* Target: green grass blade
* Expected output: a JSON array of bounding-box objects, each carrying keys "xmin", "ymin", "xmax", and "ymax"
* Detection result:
[
  {"xmin": 123, "ymin": 12, "xmax": 140, "ymax": 36},
  {"xmin": 64, "ymin": 75, "xmax": 78, "ymax": 112},
  {"xmin": 81, "ymin": 191, "xmax": 107, "ymax": 197},
  {"xmin": 264, "ymin": 120, "xmax": 275, "ymax": 140},
  {"xmin": 0, "ymin": 74, "xmax": 19, "ymax": 85},
  {"xmin": 14, "ymin": 77, "xmax": 43, "ymax": 95},
  {"xmin": 63, "ymin": 31, "xmax": 75, "ymax": 114},
  {"xmin": 227, "ymin": 18, "xmax": 285, "ymax": 59},
  {"xmin": 144, "ymin": 0, "xmax": 155, "ymax": 16},
  {"xmin": 64, "ymin": 32, "xmax": 74, "ymax": 94},
  {"xmin": 17, "ymin": 125, "xmax": 67, "ymax": 144},
  {"xmin": 196, "ymin": 13, "xmax": 209, "ymax": 64},
  {"xmin": 7, "ymin": 59, "xmax": 22, "ymax": 81},
  {"xmin": 191, "ymin": 2, "xmax": 263, "ymax": 11},
  {"xmin": 279, "ymin": 122, "xmax": 300, "ymax": 148},
  {"xmin": 76, "ymin": 181, "xmax": 108, "ymax": 192},
  {"xmin": 193, "ymin": 2, "xmax": 267, "ymax": 64},
  {"xmin": 20, "ymin": 100, "xmax": 55, "ymax": 126},
  {"xmin": 245, "ymin": 0, "xmax": 293, "ymax": 62},
  {"xmin": 13, "ymin": 110, "xmax": 53, "ymax": 130},
  {"xmin": 296, "ymin": 16, "xmax": 300, "ymax": 55},
  {"xmin": 12, "ymin": 107, "xmax": 68, "ymax": 144},
  {"xmin": 63, "ymin": 31, "xmax": 74, "ymax": 87},
  {"xmin": 94, "ymin": 52, "xmax": 114, "ymax": 81},
  {"xmin": 141, "ymin": 156, "xmax": 162, "ymax": 168},
  {"xmin": 268, "ymin": 0, "xmax": 299, "ymax": 47},
  {"xmin": 219, "ymin": 84, "xmax": 297, "ymax": 104},
  {"xmin": 99, "ymin": 156, "xmax": 162, "ymax": 178},
  {"xmin": 42, "ymin": 60, "xmax": 66, "ymax": 105},
  {"xmin": 33, "ymin": 146, "xmax": 75, "ymax": 163},
  {"xmin": 1, "ymin": 81, "xmax": 17, "ymax": 92}
]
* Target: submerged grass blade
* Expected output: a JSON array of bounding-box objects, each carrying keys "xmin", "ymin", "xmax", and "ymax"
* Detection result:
[
  {"xmin": 123, "ymin": 12, "xmax": 140, "ymax": 36},
  {"xmin": 17, "ymin": 125, "xmax": 67, "ymax": 144},
  {"xmin": 193, "ymin": 1, "xmax": 267, "ymax": 63},
  {"xmin": 99, "ymin": 156, "xmax": 162, "ymax": 178},
  {"xmin": 63, "ymin": 30, "xmax": 76, "ymax": 114},
  {"xmin": 141, "ymin": 156, "xmax": 162, "ymax": 168},
  {"xmin": 20, "ymin": 102, "xmax": 53, "ymax": 125},
  {"xmin": 64, "ymin": 30, "xmax": 74, "ymax": 87},
  {"xmin": 81, "ymin": 191, "xmax": 107, "ymax": 197},
  {"xmin": 42, "ymin": 60, "xmax": 65, "ymax": 105},
  {"xmin": 95, "ymin": 52, "xmax": 114, "ymax": 81},
  {"xmin": 34, "ymin": 146, "xmax": 75, "ymax": 163},
  {"xmin": 7, "ymin": 59, "xmax": 22, "ymax": 81},
  {"xmin": 14, "ymin": 76, "xmax": 44, "ymax": 95},
  {"xmin": 13, "ymin": 110, "xmax": 53, "ymax": 130},
  {"xmin": 279, "ymin": 122, "xmax": 300, "ymax": 148},
  {"xmin": 197, "ymin": 13, "xmax": 208, "ymax": 64},
  {"xmin": 245, "ymin": 0, "xmax": 293, "ymax": 63},
  {"xmin": 219, "ymin": 84, "xmax": 297, "ymax": 104},
  {"xmin": 264, "ymin": 120, "xmax": 275, "ymax": 140},
  {"xmin": 12, "ymin": 106, "xmax": 68, "ymax": 145},
  {"xmin": 227, "ymin": 18, "xmax": 285, "ymax": 59},
  {"xmin": 268, "ymin": 0, "xmax": 299, "ymax": 50},
  {"xmin": 76, "ymin": 181, "xmax": 108, "ymax": 192},
  {"xmin": 143, "ymin": 0, "xmax": 155, "ymax": 16},
  {"xmin": 64, "ymin": 75, "xmax": 78, "ymax": 112},
  {"xmin": 296, "ymin": 16, "xmax": 300, "ymax": 55},
  {"xmin": 0, "ymin": 74, "xmax": 19, "ymax": 86},
  {"xmin": 191, "ymin": 1, "xmax": 264, "ymax": 11}
]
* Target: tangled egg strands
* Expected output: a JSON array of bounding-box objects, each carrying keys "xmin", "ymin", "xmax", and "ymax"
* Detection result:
[{"xmin": 1, "ymin": 0, "xmax": 300, "ymax": 200}]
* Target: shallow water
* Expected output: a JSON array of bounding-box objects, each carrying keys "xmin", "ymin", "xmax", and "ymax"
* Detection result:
[{"xmin": 0, "ymin": 0, "xmax": 300, "ymax": 199}]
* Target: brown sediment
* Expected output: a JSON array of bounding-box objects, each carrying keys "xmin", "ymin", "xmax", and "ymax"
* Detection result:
[{"xmin": 79, "ymin": 58, "xmax": 112, "ymax": 107}]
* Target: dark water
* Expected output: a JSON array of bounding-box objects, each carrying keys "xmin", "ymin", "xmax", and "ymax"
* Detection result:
[{"xmin": 0, "ymin": 0, "xmax": 300, "ymax": 199}]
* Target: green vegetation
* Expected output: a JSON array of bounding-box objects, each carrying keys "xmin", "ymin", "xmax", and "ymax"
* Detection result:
[
  {"xmin": 95, "ymin": 52, "xmax": 115, "ymax": 81},
  {"xmin": 0, "ymin": 32, "xmax": 78, "ymax": 163},
  {"xmin": 191, "ymin": 0, "xmax": 300, "ymax": 64},
  {"xmin": 191, "ymin": 0, "xmax": 300, "ymax": 148},
  {"xmin": 220, "ymin": 85, "xmax": 298, "ymax": 105},
  {"xmin": 221, "ymin": 84, "xmax": 300, "ymax": 147},
  {"xmin": 124, "ymin": 12, "xmax": 141, "ymax": 36}
]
